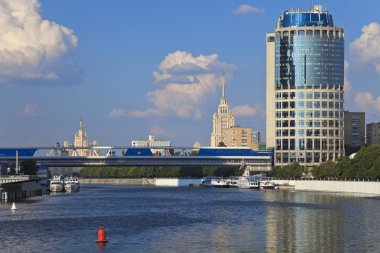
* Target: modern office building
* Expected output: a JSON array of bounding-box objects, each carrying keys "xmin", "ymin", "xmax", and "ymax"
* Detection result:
[
  {"xmin": 210, "ymin": 76, "xmax": 235, "ymax": 147},
  {"xmin": 344, "ymin": 111, "xmax": 365, "ymax": 154},
  {"xmin": 266, "ymin": 5, "xmax": 345, "ymax": 165},
  {"xmin": 366, "ymin": 123, "xmax": 380, "ymax": 145},
  {"xmin": 224, "ymin": 126, "xmax": 259, "ymax": 150}
]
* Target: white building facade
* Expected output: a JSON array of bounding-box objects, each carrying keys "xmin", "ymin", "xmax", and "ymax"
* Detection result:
[{"xmin": 131, "ymin": 135, "xmax": 171, "ymax": 148}]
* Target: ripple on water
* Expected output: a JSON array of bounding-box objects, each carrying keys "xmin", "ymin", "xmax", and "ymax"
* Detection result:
[{"xmin": 1, "ymin": 185, "xmax": 380, "ymax": 252}]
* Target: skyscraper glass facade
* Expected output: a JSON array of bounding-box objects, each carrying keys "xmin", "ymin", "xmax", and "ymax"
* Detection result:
[{"xmin": 268, "ymin": 5, "xmax": 344, "ymax": 165}]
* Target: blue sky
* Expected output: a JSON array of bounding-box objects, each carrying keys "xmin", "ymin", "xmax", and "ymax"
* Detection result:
[{"xmin": 0, "ymin": 0, "xmax": 379, "ymax": 147}]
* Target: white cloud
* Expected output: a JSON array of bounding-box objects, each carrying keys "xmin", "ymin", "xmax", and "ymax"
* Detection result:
[
  {"xmin": 350, "ymin": 22, "xmax": 380, "ymax": 61},
  {"xmin": 20, "ymin": 104, "xmax": 40, "ymax": 117},
  {"xmin": 376, "ymin": 64, "xmax": 380, "ymax": 75},
  {"xmin": 127, "ymin": 109, "xmax": 161, "ymax": 118},
  {"xmin": 233, "ymin": 4, "xmax": 264, "ymax": 15},
  {"xmin": 344, "ymin": 60, "xmax": 352, "ymax": 92},
  {"xmin": 0, "ymin": 0, "xmax": 78, "ymax": 83},
  {"xmin": 108, "ymin": 108, "xmax": 127, "ymax": 118},
  {"xmin": 150, "ymin": 126, "xmax": 175, "ymax": 137},
  {"xmin": 232, "ymin": 104, "xmax": 258, "ymax": 117},
  {"xmin": 129, "ymin": 51, "xmax": 235, "ymax": 119},
  {"xmin": 354, "ymin": 92, "xmax": 380, "ymax": 112}
]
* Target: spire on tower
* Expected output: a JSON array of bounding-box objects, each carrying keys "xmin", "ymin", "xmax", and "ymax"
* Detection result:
[
  {"xmin": 222, "ymin": 73, "xmax": 226, "ymax": 99},
  {"xmin": 80, "ymin": 115, "xmax": 83, "ymax": 129}
]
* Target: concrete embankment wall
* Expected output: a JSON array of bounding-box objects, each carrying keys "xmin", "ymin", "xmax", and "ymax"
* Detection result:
[
  {"xmin": 155, "ymin": 178, "xmax": 201, "ymax": 187},
  {"xmin": 272, "ymin": 180, "xmax": 296, "ymax": 187},
  {"xmin": 295, "ymin": 180, "xmax": 380, "ymax": 195},
  {"xmin": 80, "ymin": 178, "xmax": 155, "ymax": 186},
  {"xmin": 1, "ymin": 180, "xmax": 45, "ymax": 201},
  {"xmin": 80, "ymin": 178, "xmax": 201, "ymax": 187}
]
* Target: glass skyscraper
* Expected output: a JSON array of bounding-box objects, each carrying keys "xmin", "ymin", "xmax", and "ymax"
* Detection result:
[{"xmin": 266, "ymin": 5, "xmax": 344, "ymax": 166}]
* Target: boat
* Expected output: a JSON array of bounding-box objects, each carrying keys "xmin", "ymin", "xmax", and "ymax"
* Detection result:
[
  {"xmin": 211, "ymin": 178, "xmax": 229, "ymax": 188},
  {"xmin": 64, "ymin": 177, "xmax": 80, "ymax": 192},
  {"xmin": 235, "ymin": 177, "xmax": 260, "ymax": 189},
  {"xmin": 50, "ymin": 176, "xmax": 64, "ymax": 192},
  {"xmin": 201, "ymin": 177, "xmax": 229, "ymax": 188},
  {"xmin": 259, "ymin": 177, "xmax": 278, "ymax": 189}
]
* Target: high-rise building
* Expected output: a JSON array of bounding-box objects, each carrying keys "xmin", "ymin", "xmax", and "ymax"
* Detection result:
[
  {"xmin": 224, "ymin": 126, "xmax": 258, "ymax": 150},
  {"xmin": 64, "ymin": 117, "xmax": 91, "ymax": 156},
  {"xmin": 366, "ymin": 123, "xmax": 380, "ymax": 145},
  {"xmin": 344, "ymin": 111, "xmax": 365, "ymax": 154},
  {"xmin": 73, "ymin": 116, "xmax": 89, "ymax": 156},
  {"xmin": 210, "ymin": 76, "xmax": 235, "ymax": 147},
  {"xmin": 266, "ymin": 5, "xmax": 345, "ymax": 166}
]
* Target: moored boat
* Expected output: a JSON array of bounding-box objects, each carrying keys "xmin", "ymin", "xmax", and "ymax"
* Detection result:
[
  {"xmin": 50, "ymin": 176, "xmax": 64, "ymax": 192},
  {"xmin": 211, "ymin": 178, "xmax": 229, "ymax": 188},
  {"xmin": 235, "ymin": 177, "xmax": 260, "ymax": 189},
  {"xmin": 64, "ymin": 177, "xmax": 80, "ymax": 192},
  {"xmin": 259, "ymin": 177, "xmax": 278, "ymax": 189},
  {"xmin": 201, "ymin": 177, "xmax": 229, "ymax": 188}
]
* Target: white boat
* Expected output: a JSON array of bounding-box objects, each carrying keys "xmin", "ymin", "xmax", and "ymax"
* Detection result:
[
  {"xmin": 259, "ymin": 178, "xmax": 278, "ymax": 189},
  {"xmin": 211, "ymin": 178, "xmax": 229, "ymax": 188},
  {"xmin": 235, "ymin": 177, "xmax": 260, "ymax": 189},
  {"xmin": 50, "ymin": 176, "xmax": 64, "ymax": 192},
  {"xmin": 64, "ymin": 177, "xmax": 80, "ymax": 192},
  {"xmin": 201, "ymin": 177, "xmax": 229, "ymax": 188}
]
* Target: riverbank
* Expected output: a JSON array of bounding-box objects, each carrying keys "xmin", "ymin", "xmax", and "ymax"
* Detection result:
[
  {"xmin": 80, "ymin": 178, "xmax": 380, "ymax": 195},
  {"xmin": 274, "ymin": 179, "xmax": 380, "ymax": 195},
  {"xmin": 80, "ymin": 178, "xmax": 202, "ymax": 187}
]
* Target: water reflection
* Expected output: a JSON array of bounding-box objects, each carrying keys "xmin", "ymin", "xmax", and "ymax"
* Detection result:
[
  {"xmin": 264, "ymin": 190, "xmax": 380, "ymax": 252},
  {"xmin": 1, "ymin": 186, "xmax": 380, "ymax": 252}
]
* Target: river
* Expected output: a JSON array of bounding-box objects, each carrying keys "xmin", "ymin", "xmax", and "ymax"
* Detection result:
[{"xmin": 0, "ymin": 185, "xmax": 380, "ymax": 253}]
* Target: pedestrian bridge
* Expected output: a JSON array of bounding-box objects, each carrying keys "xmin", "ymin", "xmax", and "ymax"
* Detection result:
[{"xmin": 0, "ymin": 146, "xmax": 274, "ymax": 172}]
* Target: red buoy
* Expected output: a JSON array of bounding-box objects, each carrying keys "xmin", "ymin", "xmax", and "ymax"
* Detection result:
[{"xmin": 95, "ymin": 227, "xmax": 109, "ymax": 243}]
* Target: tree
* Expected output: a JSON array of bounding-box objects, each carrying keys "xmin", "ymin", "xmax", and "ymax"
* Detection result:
[
  {"xmin": 349, "ymin": 145, "xmax": 380, "ymax": 178},
  {"xmin": 21, "ymin": 160, "xmax": 38, "ymax": 175},
  {"xmin": 313, "ymin": 161, "xmax": 336, "ymax": 178},
  {"xmin": 271, "ymin": 163, "xmax": 303, "ymax": 179},
  {"xmin": 218, "ymin": 142, "xmax": 227, "ymax": 147}
]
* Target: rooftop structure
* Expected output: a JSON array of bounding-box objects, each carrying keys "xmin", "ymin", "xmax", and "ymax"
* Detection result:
[{"xmin": 131, "ymin": 135, "xmax": 171, "ymax": 148}]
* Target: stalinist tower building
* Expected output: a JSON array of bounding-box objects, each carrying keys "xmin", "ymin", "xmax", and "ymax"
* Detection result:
[
  {"xmin": 210, "ymin": 76, "xmax": 235, "ymax": 147},
  {"xmin": 73, "ymin": 117, "xmax": 89, "ymax": 156}
]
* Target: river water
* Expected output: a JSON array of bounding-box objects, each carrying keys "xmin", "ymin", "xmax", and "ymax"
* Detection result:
[{"xmin": 1, "ymin": 185, "xmax": 380, "ymax": 253}]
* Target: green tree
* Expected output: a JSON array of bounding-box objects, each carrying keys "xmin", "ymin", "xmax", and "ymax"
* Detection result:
[
  {"xmin": 350, "ymin": 145, "xmax": 380, "ymax": 178},
  {"xmin": 335, "ymin": 156, "xmax": 351, "ymax": 178},
  {"xmin": 271, "ymin": 163, "xmax": 303, "ymax": 179},
  {"xmin": 313, "ymin": 161, "xmax": 336, "ymax": 178}
]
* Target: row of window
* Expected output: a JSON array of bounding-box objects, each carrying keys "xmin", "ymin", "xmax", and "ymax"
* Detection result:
[
  {"xmin": 276, "ymin": 129, "xmax": 344, "ymax": 137},
  {"xmin": 276, "ymin": 119, "xmax": 343, "ymax": 128},
  {"xmin": 276, "ymin": 110, "xmax": 344, "ymax": 119},
  {"xmin": 276, "ymin": 101, "xmax": 343, "ymax": 110},
  {"xmin": 275, "ymin": 138, "xmax": 343, "ymax": 151},
  {"xmin": 276, "ymin": 29, "xmax": 343, "ymax": 38},
  {"xmin": 275, "ymin": 91, "xmax": 343, "ymax": 100}
]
